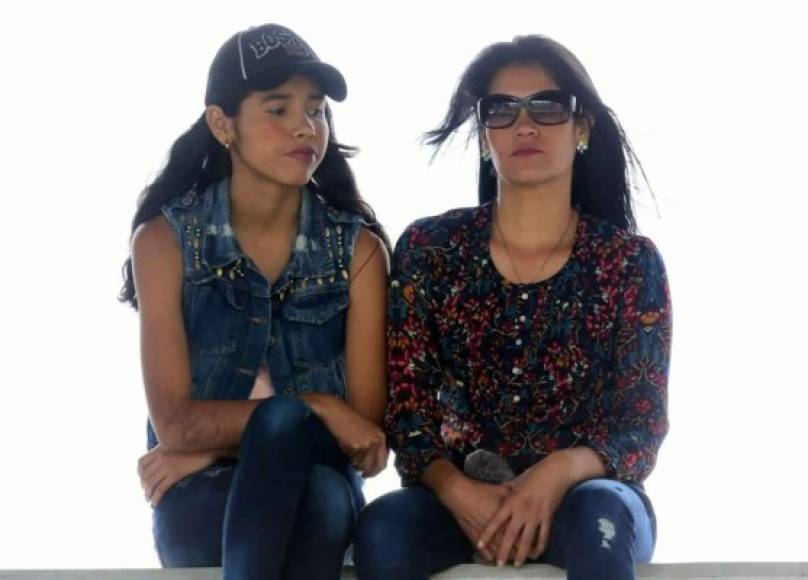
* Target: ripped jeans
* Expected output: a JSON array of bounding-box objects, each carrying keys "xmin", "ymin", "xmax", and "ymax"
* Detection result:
[{"xmin": 354, "ymin": 478, "xmax": 655, "ymax": 580}]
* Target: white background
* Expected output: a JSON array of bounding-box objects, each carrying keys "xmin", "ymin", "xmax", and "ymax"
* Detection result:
[{"xmin": 1, "ymin": 0, "xmax": 806, "ymax": 568}]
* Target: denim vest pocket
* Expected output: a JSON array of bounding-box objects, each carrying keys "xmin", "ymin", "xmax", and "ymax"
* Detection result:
[
  {"xmin": 281, "ymin": 286, "xmax": 348, "ymax": 324},
  {"xmin": 186, "ymin": 281, "xmax": 245, "ymax": 345},
  {"xmin": 185, "ymin": 280, "xmax": 246, "ymax": 398}
]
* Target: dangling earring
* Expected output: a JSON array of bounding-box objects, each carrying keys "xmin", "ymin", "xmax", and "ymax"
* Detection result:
[
  {"xmin": 481, "ymin": 149, "xmax": 491, "ymax": 162},
  {"xmin": 576, "ymin": 141, "xmax": 589, "ymax": 154},
  {"xmin": 223, "ymin": 140, "xmax": 231, "ymax": 150}
]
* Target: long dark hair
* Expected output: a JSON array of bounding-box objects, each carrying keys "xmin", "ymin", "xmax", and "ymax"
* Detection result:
[
  {"xmin": 425, "ymin": 35, "xmax": 649, "ymax": 232},
  {"xmin": 119, "ymin": 85, "xmax": 390, "ymax": 309}
]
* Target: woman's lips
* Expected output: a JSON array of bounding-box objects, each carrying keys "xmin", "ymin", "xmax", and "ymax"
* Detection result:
[
  {"xmin": 287, "ymin": 147, "xmax": 317, "ymax": 161},
  {"xmin": 511, "ymin": 147, "xmax": 544, "ymax": 157}
]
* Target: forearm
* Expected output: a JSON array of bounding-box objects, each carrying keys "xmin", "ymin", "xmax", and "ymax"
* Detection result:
[
  {"xmin": 300, "ymin": 391, "xmax": 349, "ymax": 424},
  {"xmin": 422, "ymin": 458, "xmax": 471, "ymax": 505},
  {"xmin": 542, "ymin": 447, "xmax": 607, "ymax": 488},
  {"xmin": 158, "ymin": 399, "xmax": 261, "ymax": 453}
]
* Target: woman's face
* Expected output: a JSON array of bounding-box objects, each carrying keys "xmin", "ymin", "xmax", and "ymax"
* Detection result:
[
  {"xmin": 228, "ymin": 74, "xmax": 330, "ymax": 188},
  {"xmin": 481, "ymin": 63, "xmax": 589, "ymax": 191}
]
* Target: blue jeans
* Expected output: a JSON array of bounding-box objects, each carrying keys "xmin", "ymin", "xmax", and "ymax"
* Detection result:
[
  {"xmin": 153, "ymin": 396, "xmax": 364, "ymax": 580},
  {"xmin": 354, "ymin": 478, "xmax": 655, "ymax": 580}
]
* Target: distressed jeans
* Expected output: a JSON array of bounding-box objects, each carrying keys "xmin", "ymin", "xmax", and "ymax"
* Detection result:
[
  {"xmin": 152, "ymin": 396, "xmax": 364, "ymax": 580},
  {"xmin": 354, "ymin": 478, "xmax": 655, "ymax": 580}
]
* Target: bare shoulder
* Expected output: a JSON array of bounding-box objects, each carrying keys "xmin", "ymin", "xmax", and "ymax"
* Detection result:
[
  {"xmin": 350, "ymin": 227, "xmax": 390, "ymax": 280},
  {"xmin": 131, "ymin": 215, "xmax": 183, "ymax": 301},
  {"xmin": 131, "ymin": 215, "xmax": 178, "ymax": 259}
]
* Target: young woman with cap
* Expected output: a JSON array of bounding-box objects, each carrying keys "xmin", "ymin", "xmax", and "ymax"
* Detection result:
[
  {"xmin": 120, "ymin": 24, "xmax": 390, "ymax": 579},
  {"xmin": 354, "ymin": 35, "xmax": 671, "ymax": 580}
]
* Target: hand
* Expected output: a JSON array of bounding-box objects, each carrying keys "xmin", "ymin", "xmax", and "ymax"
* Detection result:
[
  {"xmin": 441, "ymin": 476, "xmax": 514, "ymax": 562},
  {"xmin": 137, "ymin": 445, "xmax": 218, "ymax": 507},
  {"xmin": 477, "ymin": 453, "xmax": 574, "ymax": 567},
  {"xmin": 316, "ymin": 398, "xmax": 388, "ymax": 477}
]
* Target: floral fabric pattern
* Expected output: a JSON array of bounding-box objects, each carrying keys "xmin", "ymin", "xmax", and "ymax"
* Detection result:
[{"xmin": 386, "ymin": 203, "xmax": 671, "ymax": 486}]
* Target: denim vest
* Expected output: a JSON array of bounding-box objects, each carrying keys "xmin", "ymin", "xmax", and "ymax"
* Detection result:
[{"xmin": 147, "ymin": 179, "xmax": 365, "ymax": 449}]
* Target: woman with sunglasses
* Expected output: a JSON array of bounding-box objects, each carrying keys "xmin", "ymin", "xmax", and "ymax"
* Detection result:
[
  {"xmin": 354, "ymin": 35, "xmax": 671, "ymax": 580},
  {"xmin": 120, "ymin": 24, "xmax": 390, "ymax": 580}
]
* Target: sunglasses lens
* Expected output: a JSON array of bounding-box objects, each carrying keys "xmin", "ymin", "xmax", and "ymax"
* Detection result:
[
  {"xmin": 480, "ymin": 98, "xmax": 520, "ymax": 128},
  {"xmin": 526, "ymin": 98, "xmax": 570, "ymax": 125}
]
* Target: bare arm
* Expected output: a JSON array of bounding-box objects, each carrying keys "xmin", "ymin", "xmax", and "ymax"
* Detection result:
[
  {"xmin": 300, "ymin": 228, "xmax": 390, "ymax": 475},
  {"xmin": 344, "ymin": 227, "xmax": 389, "ymax": 424},
  {"xmin": 132, "ymin": 216, "xmax": 260, "ymax": 452}
]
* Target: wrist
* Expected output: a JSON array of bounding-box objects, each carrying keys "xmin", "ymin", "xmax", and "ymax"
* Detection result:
[
  {"xmin": 423, "ymin": 459, "xmax": 470, "ymax": 506},
  {"xmin": 300, "ymin": 392, "xmax": 339, "ymax": 419}
]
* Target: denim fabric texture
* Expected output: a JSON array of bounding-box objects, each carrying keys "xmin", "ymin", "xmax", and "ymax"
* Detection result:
[
  {"xmin": 354, "ymin": 478, "xmax": 655, "ymax": 580},
  {"xmin": 148, "ymin": 179, "xmax": 365, "ymax": 449}
]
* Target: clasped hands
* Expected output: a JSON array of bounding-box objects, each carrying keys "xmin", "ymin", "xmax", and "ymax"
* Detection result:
[{"xmin": 447, "ymin": 455, "xmax": 572, "ymax": 567}]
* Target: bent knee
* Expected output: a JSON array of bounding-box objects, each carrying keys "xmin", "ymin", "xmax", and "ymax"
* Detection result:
[
  {"xmin": 355, "ymin": 489, "xmax": 425, "ymax": 552},
  {"xmin": 242, "ymin": 395, "xmax": 311, "ymax": 445},
  {"xmin": 302, "ymin": 465, "xmax": 356, "ymax": 526}
]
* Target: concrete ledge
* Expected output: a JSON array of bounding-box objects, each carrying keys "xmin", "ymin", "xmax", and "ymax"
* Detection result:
[{"xmin": 1, "ymin": 563, "xmax": 807, "ymax": 579}]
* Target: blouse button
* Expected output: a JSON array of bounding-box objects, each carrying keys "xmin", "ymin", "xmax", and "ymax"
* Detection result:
[
  {"xmin": 519, "ymin": 315, "xmax": 526, "ymax": 322},
  {"xmin": 512, "ymin": 367, "xmax": 523, "ymax": 375},
  {"xmin": 512, "ymin": 395, "xmax": 521, "ymax": 403},
  {"xmin": 521, "ymin": 292, "xmax": 528, "ymax": 300},
  {"xmin": 515, "ymin": 339, "xmax": 523, "ymax": 346}
]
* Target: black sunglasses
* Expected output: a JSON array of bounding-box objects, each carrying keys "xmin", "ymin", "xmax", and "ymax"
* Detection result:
[{"xmin": 476, "ymin": 90, "xmax": 582, "ymax": 129}]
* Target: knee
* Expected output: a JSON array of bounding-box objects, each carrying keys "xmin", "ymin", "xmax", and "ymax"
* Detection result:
[
  {"xmin": 300, "ymin": 465, "xmax": 355, "ymax": 544},
  {"xmin": 562, "ymin": 479, "xmax": 636, "ymax": 551},
  {"xmin": 354, "ymin": 490, "xmax": 419, "ymax": 570},
  {"xmin": 242, "ymin": 396, "xmax": 310, "ymax": 447}
]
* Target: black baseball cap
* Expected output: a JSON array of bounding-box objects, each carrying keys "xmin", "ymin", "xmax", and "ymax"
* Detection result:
[{"xmin": 205, "ymin": 24, "xmax": 347, "ymax": 106}]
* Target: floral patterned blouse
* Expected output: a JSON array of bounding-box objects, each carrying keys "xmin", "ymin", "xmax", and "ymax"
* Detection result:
[{"xmin": 385, "ymin": 203, "xmax": 671, "ymax": 486}]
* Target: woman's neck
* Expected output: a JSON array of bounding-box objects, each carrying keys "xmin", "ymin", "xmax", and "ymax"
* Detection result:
[
  {"xmin": 495, "ymin": 179, "xmax": 574, "ymax": 251},
  {"xmin": 228, "ymin": 170, "xmax": 302, "ymax": 241}
]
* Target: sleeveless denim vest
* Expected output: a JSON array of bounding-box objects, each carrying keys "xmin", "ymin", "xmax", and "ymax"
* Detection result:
[{"xmin": 147, "ymin": 179, "xmax": 365, "ymax": 449}]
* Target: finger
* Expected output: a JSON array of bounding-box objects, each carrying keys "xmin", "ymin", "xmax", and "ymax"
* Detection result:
[
  {"xmin": 496, "ymin": 516, "xmax": 523, "ymax": 566},
  {"xmin": 533, "ymin": 513, "xmax": 553, "ymax": 558},
  {"xmin": 514, "ymin": 518, "xmax": 539, "ymax": 567},
  {"xmin": 138, "ymin": 461, "xmax": 164, "ymax": 490},
  {"xmin": 374, "ymin": 443, "xmax": 389, "ymax": 476},
  {"xmin": 478, "ymin": 545, "xmax": 495, "ymax": 562},
  {"xmin": 139, "ymin": 463, "xmax": 162, "ymax": 493},
  {"xmin": 459, "ymin": 521, "xmax": 493, "ymax": 562},
  {"xmin": 477, "ymin": 504, "xmax": 512, "ymax": 549},
  {"xmin": 360, "ymin": 443, "xmax": 380, "ymax": 476},
  {"xmin": 365, "ymin": 443, "xmax": 388, "ymax": 478},
  {"xmin": 137, "ymin": 454, "xmax": 157, "ymax": 474},
  {"xmin": 486, "ymin": 528, "xmax": 505, "ymax": 559},
  {"xmin": 357, "ymin": 448, "xmax": 377, "ymax": 476},
  {"xmin": 140, "ymin": 444, "xmax": 165, "ymax": 464},
  {"xmin": 144, "ymin": 473, "xmax": 168, "ymax": 502},
  {"xmin": 149, "ymin": 477, "xmax": 173, "ymax": 508}
]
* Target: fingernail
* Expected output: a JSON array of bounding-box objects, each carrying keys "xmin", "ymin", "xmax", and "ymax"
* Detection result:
[
  {"xmin": 477, "ymin": 540, "xmax": 485, "ymax": 549},
  {"xmin": 497, "ymin": 560, "xmax": 504, "ymax": 567}
]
